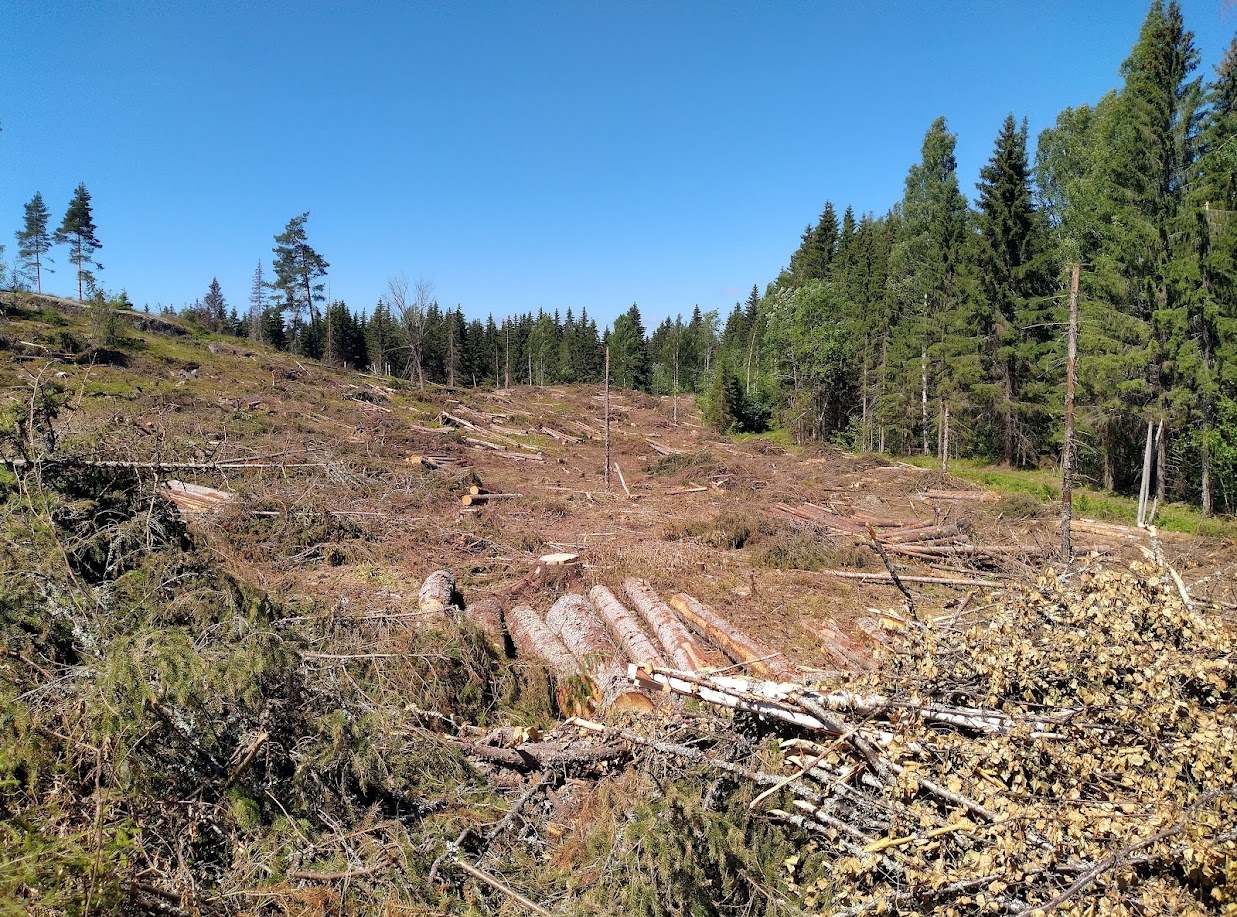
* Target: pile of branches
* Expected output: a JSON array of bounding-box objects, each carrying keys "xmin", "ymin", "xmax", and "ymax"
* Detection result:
[{"xmin": 635, "ymin": 563, "xmax": 1235, "ymax": 914}]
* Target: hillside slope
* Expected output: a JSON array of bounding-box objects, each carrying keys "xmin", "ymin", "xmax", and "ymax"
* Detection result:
[{"xmin": 2, "ymin": 294, "xmax": 1234, "ymax": 916}]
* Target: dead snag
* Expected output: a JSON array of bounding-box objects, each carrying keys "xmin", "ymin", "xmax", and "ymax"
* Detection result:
[
  {"xmin": 463, "ymin": 596, "xmax": 507, "ymax": 653},
  {"xmin": 588, "ymin": 585, "xmax": 666, "ymax": 669},
  {"xmin": 668, "ymin": 593, "xmax": 792, "ymax": 679},
  {"xmin": 504, "ymin": 603, "xmax": 597, "ymax": 715},
  {"xmin": 622, "ymin": 578, "xmax": 710, "ymax": 673},
  {"xmin": 545, "ymin": 594, "xmax": 654, "ymax": 714},
  {"xmin": 419, "ymin": 570, "xmax": 461, "ymax": 618}
]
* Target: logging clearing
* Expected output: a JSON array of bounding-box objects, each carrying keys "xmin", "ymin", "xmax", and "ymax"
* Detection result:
[{"xmin": 1, "ymin": 300, "xmax": 1234, "ymax": 917}]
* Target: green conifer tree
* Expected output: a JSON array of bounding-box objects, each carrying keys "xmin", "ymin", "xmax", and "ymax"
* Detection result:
[
  {"xmin": 54, "ymin": 184, "xmax": 102, "ymax": 301},
  {"xmin": 16, "ymin": 192, "xmax": 54, "ymax": 294}
]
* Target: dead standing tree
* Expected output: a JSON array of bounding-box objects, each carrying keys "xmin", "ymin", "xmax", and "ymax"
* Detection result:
[{"xmin": 388, "ymin": 274, "xmax": 435, "ymax": 389}]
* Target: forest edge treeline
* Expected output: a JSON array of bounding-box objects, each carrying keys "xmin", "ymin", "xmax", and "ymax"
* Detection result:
[{"xmin": 3, "ymin": 1, "xmax": 1235, "ymax": 512}]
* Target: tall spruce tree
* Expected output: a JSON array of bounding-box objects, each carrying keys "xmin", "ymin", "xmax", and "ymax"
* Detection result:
[
  {"xmin": 882, "ymin": 118, "xmax": 970, "ymax": 455},
  {"xmin": 54, "ymin": 184, "xmax": 102, "ymax": 301},
  {"xmin": 16, "ymin": 192, "xmax": 53, "ymax": 294},
  {"xmin": 202, "ymin": 277, "xmax": 226, "ymax": 332},
  {"xmin": 971, "ymin": 115, "xmax": 1054, "ymax": 464},
  {"xmin": 1175, "ymin": 36, "xmax": 1237, "ymax": 511}
]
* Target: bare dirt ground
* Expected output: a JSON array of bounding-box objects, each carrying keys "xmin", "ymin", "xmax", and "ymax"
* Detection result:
[{"xmin": 14, "ymin": 309, "xmax": 1228, "ymax": 663}]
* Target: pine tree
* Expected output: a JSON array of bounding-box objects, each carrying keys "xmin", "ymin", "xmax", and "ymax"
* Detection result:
[
  {"xmin": 271, "ymin": 212, "xmax": 329, "ymax": 348},
  {"xmin": 805, "ymin": 202, "xmax": 839, "ymax": 280},
  {"xmin": 16, "ymin": 192, "xmax": 53, "ymax": 294},
  {"xmin": 54, "ymin": 184, "xmax": 102, "ymax": 301}
]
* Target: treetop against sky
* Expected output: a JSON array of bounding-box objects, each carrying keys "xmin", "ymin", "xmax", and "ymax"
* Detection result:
[{"xmin": 1, "ymin": 1, "xmax": 1234, "ymax": 327}]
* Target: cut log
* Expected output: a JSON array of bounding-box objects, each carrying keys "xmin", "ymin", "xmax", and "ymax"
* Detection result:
[
  {"xmin": 504, "ymin": 603, "xmax": 596, "ymax": 715},
  {"xmin": 463, "ymin": 596, "xmax": 506, "ymax": 652},
  {"xmin": 538, "ymin": 425, "xmax": 581, "ymax": 444},
  {"xmin": 813, "ymin": 618, "xmax": 878, "ymax": 671},
  {"xmin": 818, "ymin": 570, "xmax": 998, "ymax": 588},
  {"xmin": 545, "ymin": 594, "xmax": 654, "ymax": 714},
  {"xmin": 409, "ymin": 454, "xmax": 461, "ymax": 469},
  {"xmin": 164, "ymin": 480, "xmax": 233, "ymax": 514},
  {"xmin": 486, "ymin": 450, "xmax": 545, "ymax": 463},
  {"xmin": 920, "ymin": 489, "xmax": 997, "ymax": 501},
  {"xmin": 646, "ymin": 439, "xmax": 686, "ymax": 456},
  {"xmin": 418, "ymin": 570, "xmax": 461, "ymax": 617},
  {"xmin": 460, "ymin": 493, "xmax": 522, "ymax": 506},
  {"xmin": 666, "ymin": 484, "xmax": 709, "ymax": 496},
  {"xmin": 588, "ymin": 585, "xmax": 666, "ymax": 668},
  {"xmin": 463, "ymin": 436, "xmax": 507, "ymax": 451},
  {"xmin": 622, "ymin": 578, "xmax": 710, "ymax": 673},
  {"xmin": 879, "ymin": 524, "xmax": 962, "ymax": 544},
  {"xmin": 408, "ymin": 424, "xmax": 453, "ymax": 436},
  {"xmin": 667, "ymin": 593, "xmax": 792, "ymax": 679}
]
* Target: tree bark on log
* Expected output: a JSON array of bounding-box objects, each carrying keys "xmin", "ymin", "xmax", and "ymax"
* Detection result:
[
  {"xmin": 814, "ymin": 618, "xmax": 878, "ymax": 671},
  {"xmin": 545, "ymin": 594, "xmax": 654, "ymax": 714},
  {"xmin": 588, "ymin": 585, "xmax": 666, "ymax": 668},
  {"xmin": 667, "ymin": 592, "xmax": 792, "ymax": 679},
  {"xmin": 622, "ymin": 578, "xmax": 711, "ymax": 672},
  {"xmin": 504, "ymin": 604, "xmax": 596, "ymax": 715},
  {"xmin": 419, "ymin": 570, "xmax": 461, "ymax": 617},
  {"xmin": 879, "ymin": 524, "xmax": 961, "ymax": 544},
  {"xmin": 463, "ymin": 596, "xmax": 506, "ymax": 653}
]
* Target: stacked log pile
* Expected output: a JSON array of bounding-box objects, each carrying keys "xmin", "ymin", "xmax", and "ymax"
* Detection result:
[
  {"xmin": 425, "ymin": 561, "xmax": 1233, "ymax": 915},
  {"xmin": 773, "ymin": 501, "xmax": 1038, "ymax": 579}
]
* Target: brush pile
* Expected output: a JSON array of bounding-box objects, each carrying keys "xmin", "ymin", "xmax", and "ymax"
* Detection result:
[{"xmin": 634, "ymin": 564, "xmax": 1235, "ymax": 915}]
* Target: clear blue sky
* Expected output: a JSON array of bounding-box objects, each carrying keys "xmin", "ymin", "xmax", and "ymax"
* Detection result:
[{"xmin": 2, "ymin": 1, "xmax": 1234, "ymax": 330}]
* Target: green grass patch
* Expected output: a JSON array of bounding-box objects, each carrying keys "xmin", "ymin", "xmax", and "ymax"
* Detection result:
[{"xmin": 901, "ymin": 456, "xmax": 1237, "ymax": 538}]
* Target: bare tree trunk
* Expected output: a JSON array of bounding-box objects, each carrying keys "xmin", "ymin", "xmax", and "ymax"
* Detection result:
[
  {"xmin": 1003, "ymin": 374, "xmax": 1015, "ymax": 466},
  {"xmin": 1202, "ymin": 433, "xmax": 1212, "ymax": 517},
  {"xmin": 667, "ymin": 593, "xmax": 791, "ymax": 679},
  {"xmin": 588, "ymin": 585, "xmax": 665, "ymax": 667},
  {"xmin": 603, "ymin": 347, "xmax": 611, "ymax": 489},
  {"xmin": 1137, "ymin": 420, "xmax": 1154, "ymax": 528},
  {"xmin": 1060, "ymin": 264, "xmax": 1079, "ymax": 563},
  {"xmin": 941, "ymin": 403, "xmax": 950, "ymax": 474},
  {"xmin": 504, "ymin": 604, "xmax": 592, "ymax": 715},
  {"xmin": 921, "ymin": 342, "xmax": 930, "ymax": 456},
  {"xmin": 545, "ymin": 594, "xmax": 653, "ymax": 713},
  {"xmin": 1154, "ymin": 419, "xmax": 1166, "ymax": 504},
  {"xmin": 861, "ymin": 347, "xmax": 870, "ymax": 452}
]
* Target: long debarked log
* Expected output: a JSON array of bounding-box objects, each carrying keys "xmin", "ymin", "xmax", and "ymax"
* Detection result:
[
  {"xmin": 588, "ymin": 585, "xmax": 666, "ymax": 668},
  {"xmin": 419, "ymin": 570, "xmax": 461, "ymax": 617},
  {"xmin": 504, "ymin": 604, "xmax": 596, "ymax": 715},
  {"xmin": 667, "ymin": 592, "xmax": 793, "ymax": 679},
  {"xmin": 819, "ymin": 570, "xmax": 1000, "ymax": 588},
  {"xmin": 545, "ymin": 594, "xmax": 654, "ymax": 713},
  {"xmin": 622, "ymin": 578, "xmax": 710, "ymax": 672}
]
